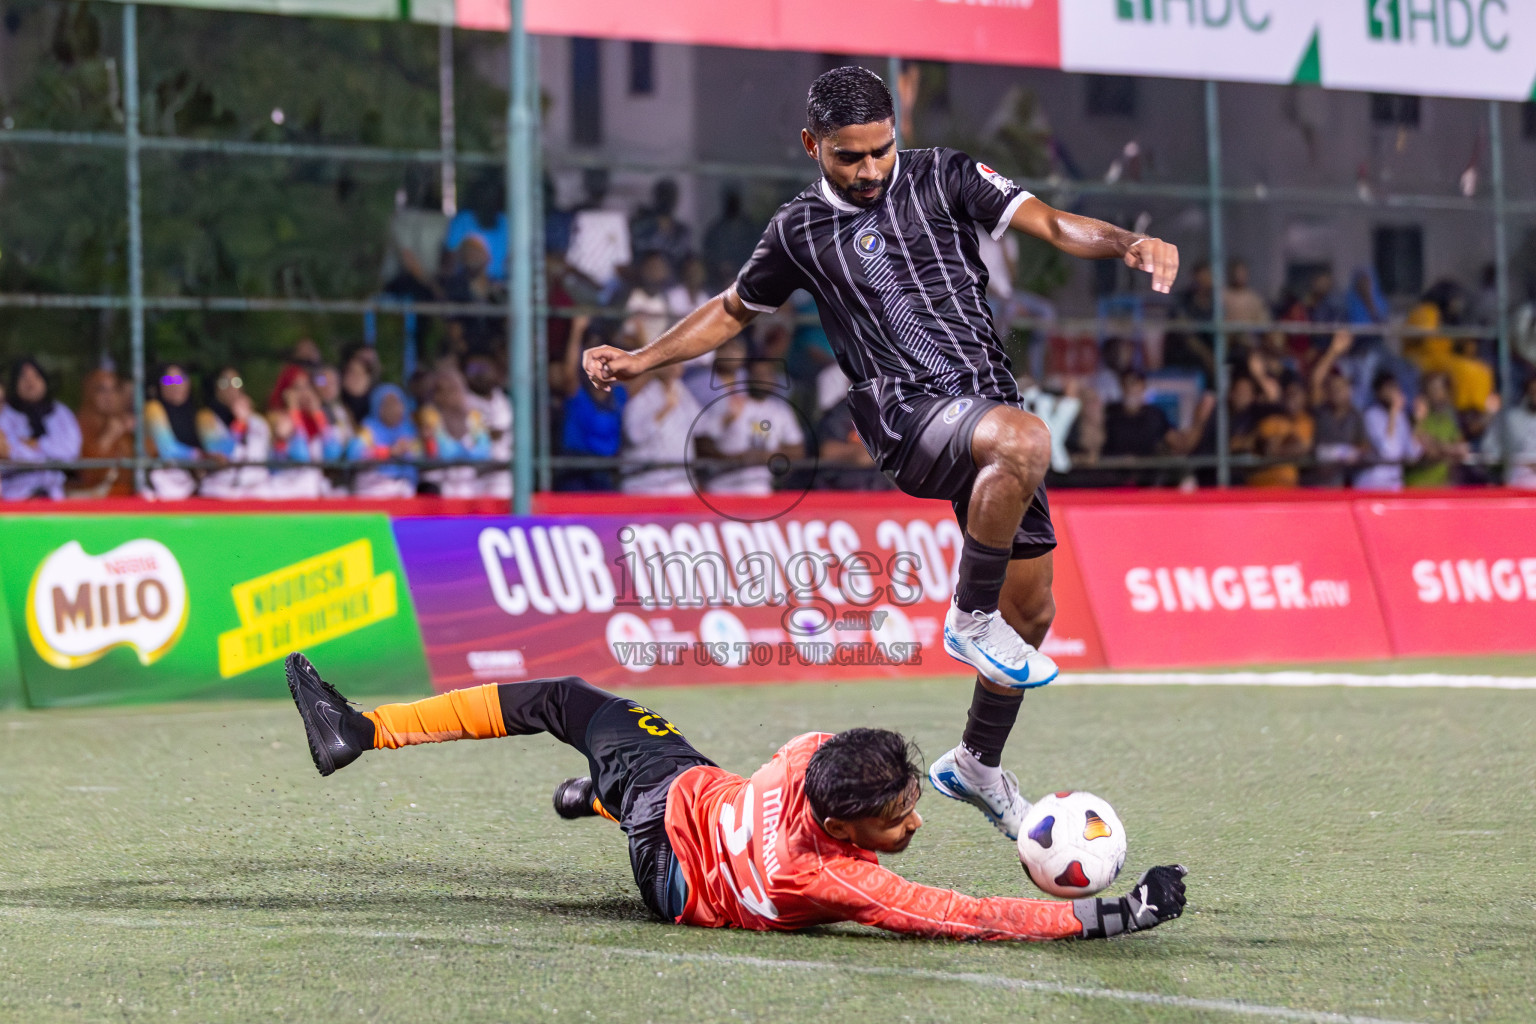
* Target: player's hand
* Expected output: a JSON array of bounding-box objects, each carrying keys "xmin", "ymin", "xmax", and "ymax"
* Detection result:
[
  {"xmin": 1125, "ymin": 237, "xmax": 1179, "ymax": 295},
  {"xmin": 583, "ymin": 345, "xmax": 646, "ymax": 392},
  {"xmin": 1124, "ymin": 864, "xmax": 1188, "ymax": 931}
]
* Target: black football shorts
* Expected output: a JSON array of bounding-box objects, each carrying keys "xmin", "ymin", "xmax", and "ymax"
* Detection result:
[{"xmin": 878, "ymin": 394, "xmax": 1056, "ymax": 561}]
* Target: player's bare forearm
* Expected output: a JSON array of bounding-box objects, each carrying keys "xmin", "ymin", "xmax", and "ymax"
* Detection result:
[
  {"xmin": 585, "ymin": 288, "xmax": 756, "ymax": 390},
  {"xmin": 1009, "ymin": 197, "xmax": 1179, "ymax": 294}
]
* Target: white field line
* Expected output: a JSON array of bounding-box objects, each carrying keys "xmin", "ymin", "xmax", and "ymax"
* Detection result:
[
  {"xmin": 1060, "ymin": 671, "xmax": 1536, "ymax": 690},
  {"xmin": 0, "ymin": 906, "xmax": 1427, "ymax": 1024}
]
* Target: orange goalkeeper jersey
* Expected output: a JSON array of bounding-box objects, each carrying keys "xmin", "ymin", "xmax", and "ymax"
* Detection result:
[{"xmin": 663, "ymin": 732, "xmax": 1085, "ymax": 940}]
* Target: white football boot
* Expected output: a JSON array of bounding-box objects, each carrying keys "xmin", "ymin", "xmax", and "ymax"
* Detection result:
[
  {"xmin": 943, "ymin": 603, "xmax": 1059, "ymax": 689},
  {"xmin": 928, "ymin": 746, "xmax": 1032, "ymax": 840}
]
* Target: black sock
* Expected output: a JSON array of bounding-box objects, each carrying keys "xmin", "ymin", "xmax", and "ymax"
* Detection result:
[
  {"xmin": 960, "ymin": 679, "xmax": 1023, "ymax": 768},
  {"xmin": 954, "ymin": 533, "xmax": 1012, "ymax": 615}
]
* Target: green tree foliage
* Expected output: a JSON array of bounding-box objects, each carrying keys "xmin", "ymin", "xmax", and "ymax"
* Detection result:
[{"xmin": 0, "ymin": 0, "xmax": 505, "ymax": 395}]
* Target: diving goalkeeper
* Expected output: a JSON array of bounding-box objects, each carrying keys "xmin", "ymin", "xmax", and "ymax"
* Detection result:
[{"xmin": 285, "ymin": 653, "xmax": 1187, "ymax": 941}]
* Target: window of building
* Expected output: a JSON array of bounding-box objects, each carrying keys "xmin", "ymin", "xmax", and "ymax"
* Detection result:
[
  {"xmin": 571, "ymin": 38, "xmax": 602, "ymax": 147},
  {"xmin": 1370, "ymin": 93, "xmax": 1420, "ymax": 128},
  {"xmin": 1374, "ymin": 225, "xmax": 1424, "ymax": 297},
  {"xmin": 1086, "ymin": 76, "xmax": 1137, "ymax": 118},
  {"xmin": 628, "ymin": 41, "xmax": 654, "ymax": 96}
]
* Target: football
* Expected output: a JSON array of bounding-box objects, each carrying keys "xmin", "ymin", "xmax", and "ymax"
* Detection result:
[{"xmin": 1016, "ymin": 791, "xmax": 1128, "ymax": 898}]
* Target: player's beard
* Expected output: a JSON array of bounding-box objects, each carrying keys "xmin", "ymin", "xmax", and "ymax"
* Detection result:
[{"xmin": 829, "ymin": 174, "xmax": 889, "ymax": 209}]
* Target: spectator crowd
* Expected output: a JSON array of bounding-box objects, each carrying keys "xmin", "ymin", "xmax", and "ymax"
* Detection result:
[{"xmin": 5, "ymin": 170, "xmax": 1536, "ymax": 501}]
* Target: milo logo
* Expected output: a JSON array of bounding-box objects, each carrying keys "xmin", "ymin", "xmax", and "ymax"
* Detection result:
[{"xmin": 26, "ymin": 539, "xmax": 190, "ymax": 669}]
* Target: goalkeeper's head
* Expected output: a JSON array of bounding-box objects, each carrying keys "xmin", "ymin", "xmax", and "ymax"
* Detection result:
[{"xmin": 805, "ymin": 729, "xmax": 924, "ymax": 854}]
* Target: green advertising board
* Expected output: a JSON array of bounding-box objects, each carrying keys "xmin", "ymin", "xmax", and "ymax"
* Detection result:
[
  {"xmin": 0, "ymin": 514, "xmax": 430, "ymax": 708},
  {"xmin": 0, "ymin": 576, "xmax": 25, "ymax": 709}
]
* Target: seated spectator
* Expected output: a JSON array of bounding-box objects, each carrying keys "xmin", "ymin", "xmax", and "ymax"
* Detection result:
[
  {"xmin": 381, "ymin": 167, "xmax": 448, "ymax": 302},
  {"xmin": 339, "ymin": 348, "xmax": 379, "ymax": 429},
  {"xmin": 441, "ymin": 235, "xmax": 504, "ymax": 358},
  {"xmin": 1017, "ymin": 374, "xmax": 1082, "ymax": 475},
  {"xmin": 71, "ymin": 367, "xmax": 135, "ymax": 497},
  {"xmin": 198, "ymin": 366, "xmax": 274, "ymax": 500},
  {"xmin": 621, "ymin": 363, "xmax": 700, "ymax": 495},
  {"xmin": 144, "ymin": 362, "xmax": 205, "ymax": 500},
  {"xmin": 1482, "ymin": 374, "xmax": 1536, "ymax": 489},
  {"xmin": 1225, "ymin": 375, "xmax": 1266, "ymax": 462},
  {"xmin": 1354, "ymin": 371, "xmax": 1422, "ymax": 492},
  {"xmin": 557, "ymin": 322, "xmax": 627, "ymax": 492},
  {"xmin": 1166, "ymin": 262, "xmax": 1216, "ymax": 377},
  {"xmin": 1223, "ymin": 259, "xmax": 1273, "ymax": 353},
  {"xmin": 630, "ymin": 178, "xmax": 692, "ymax": 273},
  {"xmin": 1102, "ymin": 371, "xmax": 1212, "ymax": 485},
  {"xmin": 622, "ymin": 252, "xmax": 676, "ymax": 350},
  {"xmin": 349, "ymin": 384, "xmax": 422, "ymax": 498},
  {"xmin": 1, "ymin": 357, "xmax": 82, "ymax": 501},
  {"xmin": 1089, "ymin": 337, "xmax": 1136, "ymax": 406},
  {"xmin": 419, "ymin": 366, "xmax": 494, "ymax": 498},
  {"xmin": 267, "ymin": 367, "xmax": 342, "ymax": 499},
  {"xmin": 444, "ymin": 169, "xmax": 509, "ymax": 282},
  {"xmin": 702, "ymin": 185, "xmax": 759, "ymax": 289},
  {"xmin": 1406, "ymin": 281, "xmax": 1494, "ymax": 415},
  {"xmin": 1248, "ymin": 380, "xmax": 1315, "ymax": 488},
  {"xmin": 313, "ymin": 365, "xmax": 356, "ymax": 450},
  {"xmin": 697, "ymin": 360, "xmax": 805, "ymax": 495},
  {"xmin": 464, "ymin": 353, "xmax": 512, "ymax": 499},
  {"xmin": 266, "ymin": 339, "xmax": 322, "ymax": 411},
  {"xmin": 1405, "ymin": 372, "xmax": 1468, "ymax": 488}
]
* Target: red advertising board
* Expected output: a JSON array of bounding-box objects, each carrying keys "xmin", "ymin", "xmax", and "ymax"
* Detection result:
[
  {"xmin": 1354, "ymin": 498, "xmax": 1536, "ymax": 657},
  {"xmin": 1063, "ymin": 502, "xmax": 1392, "ymax": 668},
  {"xmin": 457, "ymin": 0, "xmax": 1061, "ymax": 69}
]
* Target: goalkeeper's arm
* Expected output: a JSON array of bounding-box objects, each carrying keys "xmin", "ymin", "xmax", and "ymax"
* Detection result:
[{"xmin": 1073, "ymin": 865, "xmax": 1189, "ymax": 939}]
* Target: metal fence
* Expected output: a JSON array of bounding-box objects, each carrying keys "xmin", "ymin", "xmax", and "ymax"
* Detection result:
[{"xmin": 2, "ymin": 3, "xmax": 1532, "ymax": 505}]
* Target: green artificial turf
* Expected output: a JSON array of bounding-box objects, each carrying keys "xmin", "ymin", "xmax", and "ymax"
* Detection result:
[{"xmin": 2, "ymin": 672, "xmax": 1534, "ymax": 1023}]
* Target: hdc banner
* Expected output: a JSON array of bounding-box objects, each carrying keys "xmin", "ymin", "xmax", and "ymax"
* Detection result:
[
  {"xmin": 1063, "ymin": 502, "xmax": 1392, "ymax": 668},
  {"xmin": 392, "ymin": 505, "xmax": 1104, "ymax": 692},
  {"xmin": 0, "ymin": 515, "xmax": 429, "ymax": 707},
  {"xmin": 1355, "ymin": 497, "xmax": 1536, "ymax": 656}
]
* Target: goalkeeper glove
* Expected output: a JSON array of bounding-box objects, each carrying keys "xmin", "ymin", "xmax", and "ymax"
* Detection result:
[{"xmin": 1074, "ymin": 864, "xmax": 1187, "ymax": 939}]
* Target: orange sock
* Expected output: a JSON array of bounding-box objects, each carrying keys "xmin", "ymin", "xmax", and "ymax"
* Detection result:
[{"xmin": 365, "ymin": 684, "xmax": 508, "ymax": 749}]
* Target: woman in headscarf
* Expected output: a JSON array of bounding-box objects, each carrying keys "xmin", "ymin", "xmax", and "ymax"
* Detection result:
[
  {"xmin": 0, "ymin": 357, "xmax": 82, "ymax": 501},
  {"xmin": 339, "ymin": 346, "xmax": 381, "ymax": 427},
  {"xmin": 348, "ymin": 384, "xmax": 422, "ymax": 497},
  {"xmin": 197, "ymin": 366, "xmax": 274, "ymax": 500},
  {"xmin": 418, "ymin": 366, "xmax": 492, "ymax": 497},
  {"xmin": 143, "ymin": 362, "xmax": 203, "ymax": 500},
  {"xmin": 71, "ymin": 367, "xmax": 135, "ymax": 497},
  {"xmin": 266, "ymin": 366, "xmax": 340, "ymax": 499}
]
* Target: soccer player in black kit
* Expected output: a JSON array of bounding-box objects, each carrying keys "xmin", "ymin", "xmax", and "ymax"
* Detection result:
[{"xmin": 585, "ymin": 67, "xmax": 1180, "ymax": 842}]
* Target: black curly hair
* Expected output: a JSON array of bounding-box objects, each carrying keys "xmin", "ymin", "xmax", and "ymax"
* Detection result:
[
  {"xmin": 804, "ymin": 728, "xmax": 922, "ymax": 823},
  {"xmin": 806, "ymin": 66, "xmax": 894, "ymax": 138}
]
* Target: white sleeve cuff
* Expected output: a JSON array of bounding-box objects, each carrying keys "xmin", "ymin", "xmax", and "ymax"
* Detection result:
[
  {"xmin": 989, "ymin": 191, "xmax": 1034, "ymax": 241},
  {"xmin": 737, "ymin": 296, "xmax": 779, "ymax": 314}
]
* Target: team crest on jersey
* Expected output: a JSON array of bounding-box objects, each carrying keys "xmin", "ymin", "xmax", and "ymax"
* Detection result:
[
  {"xmin": 854, "ymin": 230, "xmax": 886, "ymax": 259},
  {"xmin": 976, "ymin": 162, "xmax": 1015, "ymax": 195},
  {"xmin": 941, "ymin": 399, "xmax": 974, "ymax": 424}
]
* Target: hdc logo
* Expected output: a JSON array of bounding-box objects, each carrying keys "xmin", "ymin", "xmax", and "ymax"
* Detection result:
[
  {"xmin": 1366, "ymin": 0, "xmax": 1510, "ymax": 50},
  {"xmin": 1115, "ymin": 0, "xmax": 1272, "ymax": 31}
]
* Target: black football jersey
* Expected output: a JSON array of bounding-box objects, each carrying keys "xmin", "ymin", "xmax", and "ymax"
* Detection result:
[{"xmin": 735, "ymin": 147, "xmax": 1033, "ymax": 451}]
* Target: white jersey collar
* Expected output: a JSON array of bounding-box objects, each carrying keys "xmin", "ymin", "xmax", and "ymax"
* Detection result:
[{"xmin": 818, "ymin": 152, "xmax": 901, "ymax": 214}]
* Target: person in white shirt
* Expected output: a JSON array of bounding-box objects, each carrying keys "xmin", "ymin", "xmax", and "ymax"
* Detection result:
[
  {"xmin": 697, "ymin": 360, "xmax": 805, "ymax": 495},
  {"xmin": 464, "ymin": 353, "xmax": 513, "ymax": 498},
  {"xmin": 621, "ymin": 363, "xmax": 701, "ymax": 495},
  {"xmin": 1483, "ymin": 375, "xmax": 1536, "ymax": 489},
  {"xmin": 1355, "ymin": 371, "xmax": 1423, "ymax": 492}
]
